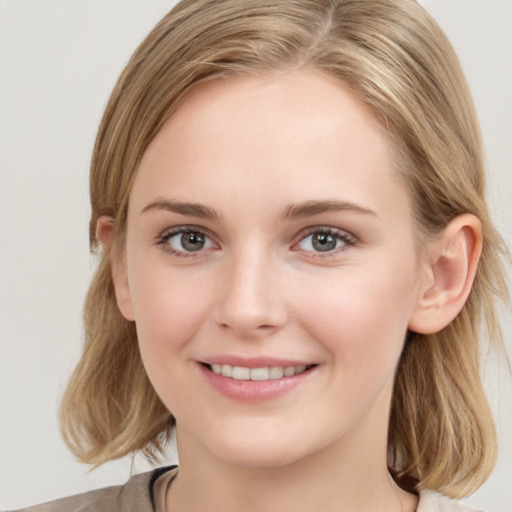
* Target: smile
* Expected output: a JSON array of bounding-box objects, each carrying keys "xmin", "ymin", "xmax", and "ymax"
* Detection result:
[
  {"xmin": 206, "ymin": 363, "xmax": 313, "ymax": 381},
  {"xmin": 199, "ymin": 360, "xmax": 318, "ymax": 402}
]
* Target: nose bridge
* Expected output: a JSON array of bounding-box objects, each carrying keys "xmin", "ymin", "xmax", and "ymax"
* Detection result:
[{"xmin": 215, "ymin": 244, "xmax": 286, "ymax": 337}]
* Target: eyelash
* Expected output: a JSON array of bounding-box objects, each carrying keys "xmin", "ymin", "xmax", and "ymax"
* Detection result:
[
  {"xmin": 156, "ymin": 226, "xmax": 215, "ymax": 259},
  {"xmin": 295, "ymin": 227, "xmax": 357, "ymax": 258},
  {"xmin": 155, "ymin": 226, "xmax": 357, "ymax": 259}
]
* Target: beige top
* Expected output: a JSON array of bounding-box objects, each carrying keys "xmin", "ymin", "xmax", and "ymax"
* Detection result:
[{"xmin": 9, "ymin": 467, "xmax": 483, "ymax": 512}]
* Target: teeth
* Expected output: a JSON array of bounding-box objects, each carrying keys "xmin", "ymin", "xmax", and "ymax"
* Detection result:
[
  {"xmin": 232, "ymin": 366, "xmax": 250, "ymax": 380},
  {"xmin": 209, "ymin": 363, "xmax": 310, "ymax": 381},
  {"xmin": 269, "ymin": 366, "xmax": 284, "ymax": 379},
  {"xmin": 284, "ymin": 366, "xmax": 295, "ymax": 377},
  {"xmin": 221, "ymin": 364, "xmax": 232, "ymax": 377},
  {"xmin": 250, "ymin": 367, "xmax": 269, "ymax": 380}
]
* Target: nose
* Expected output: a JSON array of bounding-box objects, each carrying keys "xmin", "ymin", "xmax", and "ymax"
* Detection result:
[{"xmin": 213, "ymin": 248, "xmax": 287, "ymax": 339}]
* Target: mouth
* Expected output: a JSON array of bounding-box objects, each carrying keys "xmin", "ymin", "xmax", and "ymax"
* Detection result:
[
  {"xmin": 201, "ymin": 362, "xmax": 317, "ymax": 381},
  {"xmin": 198, "ymin": 359, "xmax": 318, "ymax": 402}
]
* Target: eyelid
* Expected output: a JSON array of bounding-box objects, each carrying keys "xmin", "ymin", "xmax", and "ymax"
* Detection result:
[
  {"xmin": 156, "ymin": 225, "xmax": 219, "ymax": 257},
  {"xmin": 154, "ymin": 224, "xmax": 356, "ymax": 259},
  {"xmin": 292, "ymin": 226, "xmax": 357, "ymax": 256}
]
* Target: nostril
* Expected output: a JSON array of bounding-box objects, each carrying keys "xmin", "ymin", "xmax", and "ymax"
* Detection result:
[
  {"xmin": 216, "ymin": 321, "xmax": 280, "ymax": 339},
  {"xmin": 219, "ymin": 323, "xmax": 275, "ymax": 330}
]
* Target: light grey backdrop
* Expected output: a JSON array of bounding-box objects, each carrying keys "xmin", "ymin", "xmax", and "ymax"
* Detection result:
[{"xmin": 1, "ymin": 1, "xmax": 511, "ymax": 510}]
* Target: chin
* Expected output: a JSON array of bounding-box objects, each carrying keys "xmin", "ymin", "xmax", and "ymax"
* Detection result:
[
  {"xmin": 200, "ymin": 427, "xmax": 319, "ymax": 470},
  {"xmin": 217, "ymin": 445, "xmax": 306, "ymax": 469}
]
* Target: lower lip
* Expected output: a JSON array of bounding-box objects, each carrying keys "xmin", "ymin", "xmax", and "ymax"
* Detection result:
[{"xmin": 198, "ymin": 364, "xmax": 316, "ymax": 403}]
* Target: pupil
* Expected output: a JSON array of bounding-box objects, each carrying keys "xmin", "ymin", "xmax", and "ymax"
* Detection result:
[
  {"xmin": 182, "ymin": 232, "xmax": 204, "ymax": 251},
  {"xmin": 312, "ymin": 233, "xmax": 336, "ymax": 252}
]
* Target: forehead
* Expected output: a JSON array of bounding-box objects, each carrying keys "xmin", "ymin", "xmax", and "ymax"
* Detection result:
[
  {"xmin": 145, "ymin": 70, "xmax": 388, "ymax": 161},
  {"xmin": 132, "ymin": 69, "xmax": 412, "ymax": 225}
]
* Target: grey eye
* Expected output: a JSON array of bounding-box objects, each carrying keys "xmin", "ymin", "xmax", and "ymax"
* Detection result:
[
  {"xmin": 181, "ymin": 232, "xmax": 205, "ymax": 251},
  {"xmin": 167, "ymin": 230, "xmax": 213, "ymax": 252},
  {"xmin": 298, "ymin": 230, "xmax": 349, "ymax": 253},
  {"xmin": 311, "ymin": 232, "xmax": 337, "ymax": 252}
]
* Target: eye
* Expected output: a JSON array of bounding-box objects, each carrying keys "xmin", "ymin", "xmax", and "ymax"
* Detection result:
[
  {"xmin": 158, "ymin": 227, "xmax": 215, "ymax": 256},
  {"xmin": 296, "ymin": 228, "xmax": 355, "ymax": 254}
]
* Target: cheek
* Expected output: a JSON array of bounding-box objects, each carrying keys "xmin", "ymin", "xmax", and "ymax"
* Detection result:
[
  {"xmin": 127, "ymin": 263, "xmax": 220, "ymax": 413},
  {"xmin": 127, "ymin": 255, "xmax": 214, "ymax": 367},
  {"xmin": 295, "ymin": 258, "xmax": 419, "ymax": 376}
]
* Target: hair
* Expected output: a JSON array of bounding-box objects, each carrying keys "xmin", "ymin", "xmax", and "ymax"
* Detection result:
[{"xmin": 60, "ymin": 0, "xmax": 509, "ymax": 498}]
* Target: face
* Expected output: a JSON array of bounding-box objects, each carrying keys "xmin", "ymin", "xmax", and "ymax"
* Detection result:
[{"xmin": 115, "ymin": 70, "xmax": 429, "ymax": 469}]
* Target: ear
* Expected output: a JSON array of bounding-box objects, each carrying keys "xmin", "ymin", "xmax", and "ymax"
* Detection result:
[
  {"xmin": 96, "ymin": 216, "xmax": 135, "ymax": 322},
  {"xmin": 408, "ymin": 214, "xmax": 482, "ymax": 334}
]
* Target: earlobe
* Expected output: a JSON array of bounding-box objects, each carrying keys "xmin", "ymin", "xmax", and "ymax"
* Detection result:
[
  {"xmin": 96, "ymin": 216, "xmax": 135, "ymax": 322},
  {"xmin": 408, "ymin": 214, "xmax": 482, "ymax": 334}
]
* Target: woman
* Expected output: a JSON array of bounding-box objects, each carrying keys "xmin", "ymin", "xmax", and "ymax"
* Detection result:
[{"xmin": 13, "ymin": 0, "xmax": 510, "ymax": 510}]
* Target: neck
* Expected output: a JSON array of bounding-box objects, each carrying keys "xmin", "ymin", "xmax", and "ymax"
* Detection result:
[{"xmin": 166, "ymin": 426, "xmax": 417, "ymax": 512}]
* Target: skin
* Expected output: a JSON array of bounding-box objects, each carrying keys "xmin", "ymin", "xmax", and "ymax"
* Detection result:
[{"xmin": 101, "ymin": 69, "xmax": 482, "ymax": 512}]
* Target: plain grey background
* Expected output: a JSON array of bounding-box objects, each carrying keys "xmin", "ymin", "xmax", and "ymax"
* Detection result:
[{"xmin": 1, "ymin": 0, "xmax": 511, "ymax": 510}]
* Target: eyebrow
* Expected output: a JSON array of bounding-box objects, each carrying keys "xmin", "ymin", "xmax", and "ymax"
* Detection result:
[
  {"xmin": 140, "ymin": 199, "xmax": 221, "ymax": 220},
  {"xmin": 140, "ymin": 198, "xmax": 377, "ymax": 221},
  {"xmin": 280, "ymin": 200, "xmax": 378, "ymax": 220}
]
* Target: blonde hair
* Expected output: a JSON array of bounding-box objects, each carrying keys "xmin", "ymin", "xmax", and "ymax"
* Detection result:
[{"xmin": 60, "ymin": 0, "xmax": 509, "ymax": 497}]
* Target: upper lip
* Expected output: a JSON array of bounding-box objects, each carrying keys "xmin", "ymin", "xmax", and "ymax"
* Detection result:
[{"xmin": 200, "ymin": 356, "xmax": 317, "ymax": 368}]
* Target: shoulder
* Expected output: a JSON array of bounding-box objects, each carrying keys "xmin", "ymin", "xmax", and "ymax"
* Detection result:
[
  {"xmin": 417, "ymin": 489, "xmax": 484, "ymax": 512},
  {"xmin": 8, "ymin": 467, "xmax": 175, "ymax": 512}
]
